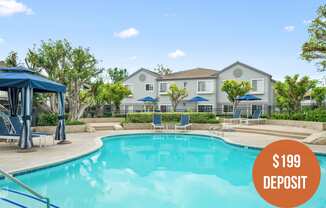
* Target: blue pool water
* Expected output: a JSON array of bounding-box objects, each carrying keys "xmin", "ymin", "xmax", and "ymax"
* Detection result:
[{"xmin": 1, "ymin": 133, "xmax": 326, "ymax": 208}]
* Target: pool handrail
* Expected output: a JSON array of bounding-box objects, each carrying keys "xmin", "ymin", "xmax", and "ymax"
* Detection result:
[{"xmin": 0, "ymin": 168, "xmax": 50, "ymax": 208}]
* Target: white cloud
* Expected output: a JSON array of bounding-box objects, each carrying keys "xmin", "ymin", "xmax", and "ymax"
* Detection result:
[
  {"xmin": 114, "ymin": 27, "xmax": 139, "ymax": 39},
  {"xmin": 284, "ymin": 25, "xmax": 295, "ymax": 32},
  {"xmin": 0, "ymin": 0, "xmax": 33, "ymax": 16},
  {"xmin": 168, "ymin": 49, "xmax": 186, "ymax": 59},
  {"xmin": 303, "ymin": 19, "xmax": 312, "ymax": 25}
]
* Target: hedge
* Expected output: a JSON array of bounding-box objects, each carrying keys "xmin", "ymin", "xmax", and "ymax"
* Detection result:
[
  {"xmin": 271, "ymin": 108, "xmax": 326, "ymax": 122},
  {"xmin": 37, "ymin": 113, "xmax": 85, "ymax": 126},
  {"xmin": 125, "ymin": 112, "xmax": 219, "ymax": 123}
]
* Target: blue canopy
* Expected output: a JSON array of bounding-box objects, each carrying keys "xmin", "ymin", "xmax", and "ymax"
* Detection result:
[
  {"xmin": 188, "ymin": 96, "xmax": 208, "ymax": 102},
  {"xmin": 138, "ymin": 96, "xmax": 158, "ymax": 102},
  {"xmin": 0, "ymin": 67, "xmax": 67, "ymax": 150},
  {"xmin": 0, "ymin": 67, "xmax": 66, "ymax": 93},
  {"xmin": 236, "ymin": 94, "xmax": 261, "ymax": 101}
]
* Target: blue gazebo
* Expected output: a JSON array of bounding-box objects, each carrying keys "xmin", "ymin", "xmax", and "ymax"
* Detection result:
[{"xmin": 0, "ymin": 67, "xmax": 67, "ymax": 150}]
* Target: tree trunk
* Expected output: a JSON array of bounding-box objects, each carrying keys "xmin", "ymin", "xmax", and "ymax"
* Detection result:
[{"xmin": 77, "ymin": 104, "xmax": 89, "ymax": 120}]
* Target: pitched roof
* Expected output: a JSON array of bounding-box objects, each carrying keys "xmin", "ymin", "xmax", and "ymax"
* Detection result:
[
  {"xmin": 158, "ymin": 68, "xmax": 218, "ymax": 80},
  {"xmin": 219, "ymin": 61, "xmax": 272, "ymax": 77},
  {"xmin": 124, "ymin": 68, "xmax": 160, "ymax": 81}
]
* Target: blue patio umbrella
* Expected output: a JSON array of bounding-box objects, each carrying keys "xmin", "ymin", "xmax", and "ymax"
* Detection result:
[
  {"xmin": 138, "ymin": 96, "xmax": 158, "ymax": 112},
  {"xmin": 138, "ymin": 96, "xmax": 158, "ymax": 102},
  {"xmin": 188, "ymin": 96, "xmax": 209, "ymax": 112},
  {"xmin": 236, "ymin": 94, "xmax": 261, "ymax": 117},
  {"xmin": 188, "ymin": 96, "xmax": 209, "ymax": 102},
  {"xmin": 237, "ymin": 94, "xmax": 262, "ymax": 101}
]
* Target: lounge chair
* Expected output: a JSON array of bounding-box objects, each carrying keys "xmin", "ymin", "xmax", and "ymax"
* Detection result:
[
  {"xmin": 8, "ymin": 116, "xmax": 53, "ymax": 146},
  {"xmin": 151, "ymin": 114, "xmax": 164, "ymax": 130},
  {"xmin": 175, "ymin": 115, "xmax": 192, "ymax": 130},
  {"xmin": 0, "ymin": 117, "xmax": 21, "ymax": 142},
  {"xmin": 241, "ymin": 109, "xmax": 266, "ymax": 125},
  {"xmin": 223, "ymin": 109, "xmax": 242, "ymax": 124}
]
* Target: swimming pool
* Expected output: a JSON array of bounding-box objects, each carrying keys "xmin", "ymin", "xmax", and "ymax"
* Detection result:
[{"xmin": 1, "ymin": 133, "xmax": 326, "ymax": 207}]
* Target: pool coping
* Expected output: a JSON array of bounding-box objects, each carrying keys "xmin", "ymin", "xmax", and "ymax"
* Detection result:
[{"xmin": 2, "ymin": 130, "xmax": 326, "ymax": 178}]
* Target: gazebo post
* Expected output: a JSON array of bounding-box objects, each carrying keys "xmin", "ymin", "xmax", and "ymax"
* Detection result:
[
  {"xmin": 55, "ymin": 92, "xmax": 70, "ymax": 144},
  {"xmin": 18, "ymin": 87, "xmax": 34, "ymax": 151}
]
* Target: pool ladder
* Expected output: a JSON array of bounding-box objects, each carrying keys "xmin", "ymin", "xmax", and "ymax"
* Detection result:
[{"xmin": 0, "ymin": 168, "xmax": 51, "ymax": 208}]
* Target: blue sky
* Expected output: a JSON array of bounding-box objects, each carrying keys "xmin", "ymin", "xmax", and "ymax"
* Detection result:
[{"xmin": 0, "ymin": 0, "xmax": 324, "ymax": 81}]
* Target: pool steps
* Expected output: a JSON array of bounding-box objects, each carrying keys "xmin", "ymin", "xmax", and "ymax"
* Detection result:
[
  {"xmin": 0, "ymin": 188, "xmax": 59, "ymax": 208},
  {"xmin": 0, "ymin": 197, "xmax": 27, "ymax": 208},
  {"xmin": 235, "ymin": 127, "xmax": 310, "ymax": 139}
]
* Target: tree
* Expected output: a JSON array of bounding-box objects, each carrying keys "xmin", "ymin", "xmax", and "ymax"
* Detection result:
[
  {"xmin": 25, "ymin": 39, "xmax": 103, "ymax": 120},
  {"xmin": 25, "ymin": 39, "xmax": 72, "ymax": 113},
  {"xmin": 274, "ymin": 75, "xmax": 317, "ymax": 113},
  {"xmin": 301, "ymin": 5, "xmax": 326, "ymax": 71},
  {"xmin": 108, "ymin": 67, "xmax": 128, "ymax": 83},
  {"xmin": 4, "ymin": 51, "xmax": 20, "ymax": 67},
  {"xmin": 107, "ymin": 83, "xmax": 131, "ymax": 113},
  {"xmin": 79, "ymin": 79, "xmax": 108, "ymax": 118},
  {"xmin": 311, "ymin": 86, "xmax": 326, "ymax": 107},
  {"xmin": 67, "ymin": 47, "xmax": 103, "ymax": 120},
  {"xmin": 221, "ymin": 80, "xmax": 251, "ymax": 110},
  {"xmin": 154, "ymin": 64, "xmax": 172, "ymax": 75},
  {"xmin": 167, "ymin": 84, "xmax": 188, "ymax": 112}
]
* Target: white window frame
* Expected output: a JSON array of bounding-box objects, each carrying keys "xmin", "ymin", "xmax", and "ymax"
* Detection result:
[
  {"xmin": 250, "ymin": 78, "xmax": 264, "ymax": 94},
  {"xmin": 159, "ymin": 82, "xmax": 169, "ymax": 95},
  {"xmin": 124, "ymin": 84, "xmax": 133, "ymax": 97},
  {"xmin": 197, "ymin": 80, "xmax": 214, "ymax": 94},
  {"xmin": 145, "ymin": 83, "xmax": 154, "ymax": 92},
  {"xmin": 197, "ymin": 104, "xmax": 213, "ymax": 112}
]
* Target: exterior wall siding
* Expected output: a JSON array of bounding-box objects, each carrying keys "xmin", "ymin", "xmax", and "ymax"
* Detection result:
[{"xmin": 121, "ymin": 63, "xmax": 275, "ymax": 114}]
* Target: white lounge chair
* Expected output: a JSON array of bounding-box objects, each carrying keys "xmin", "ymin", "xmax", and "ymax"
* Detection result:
[
  {"xmin": 175, "ymin": 115, "xmax": 192, "ymax": 130},
  {"xmin": 241, "ymin": 109, "xmax": 266, "ymax": 125},
  {"xmin": 223, "ymin": 109, "xmax": 242, "ymax": 124},
  {"xmin": 151, "ymin": 114, "xmax": 164, "ymax": 129}
]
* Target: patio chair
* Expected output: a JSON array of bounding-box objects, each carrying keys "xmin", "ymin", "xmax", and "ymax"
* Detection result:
[
  {"xmin": 9, "ymin": 116, "xmax": 53, "ymax": 146},
  {"xmin": 151, "ymin": 114, "xmax": 164, "ymax": 130},
  {"xmin": 223, "ymin": 109, "xmax": 242, "ymax": 124},
  {"xmin": 241, "ymin": 109, "xmax": 266, "ymax": 125},
  {"xmin": 175, "ymin": 114, "xmax": 192, "ymax": 130}
]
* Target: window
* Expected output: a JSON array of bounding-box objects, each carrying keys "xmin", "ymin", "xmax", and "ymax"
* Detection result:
[
  {"xmin": 197, "ymin": 80, "xmax": 214, "ymax": 93},
  {"xmin": 160, "ymin": 105, "xmax": 171, "ymax": 112},
  {"xmin": 145, "ymin": 83, "xmax": 154, "ymax": 91},
  {"xmin": 198, "ymin": 105, "xmax": 213, "ymax": 112},
  {"xmin": 223, "ymin": 104, "xmax": 233, "ymax": 113},
  {"xmin": 159, "ymin": 82, "xmax": 169, "ymax": 94},
  {"xmin": 251, "ymin": 79, "xmax": 264, "ymax": 94},
  {"xmin": 124, "ymin": 84, "xmax": 133, "ymax": 97},
  {"xmin": 183, "ymin": 82, "xmax": 187, "ymax": 88}
]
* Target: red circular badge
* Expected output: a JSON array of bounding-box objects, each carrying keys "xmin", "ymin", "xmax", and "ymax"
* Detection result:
[{"xmin": 252, "ymin": 140, "xmax": 321, "ymax": 207}]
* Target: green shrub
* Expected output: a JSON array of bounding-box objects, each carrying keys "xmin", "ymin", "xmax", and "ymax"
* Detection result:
[
  {"xmin": 37, "ymin": 113, "xmax": 85, "ymax": 126},
  {"xmin": 126, "ymin": 112, "xmax": 219, "ymax": 124},
  {"xmin": 37, "ymin": 113, "xmax": 58, "ymax": 126},
  {"xmin": 66, "ymin": 120, "xmax": 85, "ymax": 125},
  {"xmin": 271, "ymin": 108, "xmax": 326, "ymax": 122}
]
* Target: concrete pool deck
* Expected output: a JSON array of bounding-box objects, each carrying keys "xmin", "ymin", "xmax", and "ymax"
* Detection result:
[{"xmin": 0, "ymin": 130, "xmax": 326, "ymax": 174}]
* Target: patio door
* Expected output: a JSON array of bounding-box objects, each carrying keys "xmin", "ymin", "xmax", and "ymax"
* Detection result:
[{"xmin": 251, "ymin": 104, "xmax": 262, "ymax": 115}]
